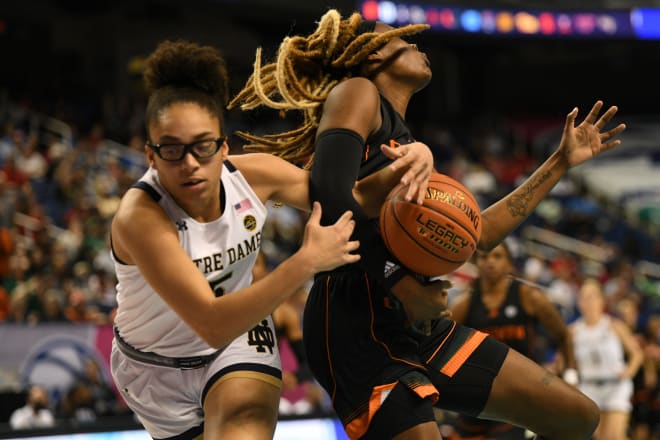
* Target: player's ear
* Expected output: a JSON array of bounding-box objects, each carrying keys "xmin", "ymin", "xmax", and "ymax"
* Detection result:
[
  {"xmin": 145, "ymin": 145, "xmax": 156, "ymax": 168},
  {"xmin": 361, "ymin": 51, "xmax": 384, "ymax": 77},
  {"xmin": 366, "ymin": 50, "xmax": 384, "ymax": 63},
  {"xmin": 220, "ymin": 137, "xmax": 229, "ymax": 159}
]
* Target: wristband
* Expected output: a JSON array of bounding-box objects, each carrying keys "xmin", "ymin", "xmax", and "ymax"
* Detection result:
[{"xmin": 563, "ymin": 368, "xmax": 579, "ymax": 386}]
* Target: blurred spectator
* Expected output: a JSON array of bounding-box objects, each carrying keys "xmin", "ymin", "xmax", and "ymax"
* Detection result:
[
  {"xmin": 58, "ymin": 382, "xmax": 96, "ymax": 424},
  {"xmin": 0, "ymin": 285, "xmax": 9, "ymax": 321},
  {"xmin": 261, "ymin": 204, "xmax": 304, "ymax": 265},
  {"xmin": 2, "ymin": 155, "xmax": 28, "ymax": 189},
  {"xmin": 81, "ymin": 359, "xmax": 124, "ymax": 417},
  {"xmin": 605, "ymin": 258, "xmax": 637, "ymax": 312},
  {"xmin": 547, "ymin": 254, "xmax": 580, "ymax": 321},
  {"xmin": 0, "ymin": 171, "xmax": 15, "ymax": 279},
  {"xmin": 64, "ymin": 287, "xmax": 105, "ymax": 324},
  {"xmin": 523, "ymin": 256, "xmax": 553, "ymax": 287},
  {"xmin": 0, "ymin": 126, "xmax": 28, "ymax": 165},
  {"xmin": 571, "ymin": 278, "xmax": 644, "ymax": 440},
  {"xmin": 42, "ymin": 289, "xmax": 67, "ymax": 322},
  {"xmin": 15, "ymin": 133, "xmax": 47, "ymax": 181},
  {"xmin": 57, "ymin": 358, "xmax": 123, "ymax": 423},
  {"xmin": 9, "ymin": 384, "xmax": 55, "ymax": 430}
]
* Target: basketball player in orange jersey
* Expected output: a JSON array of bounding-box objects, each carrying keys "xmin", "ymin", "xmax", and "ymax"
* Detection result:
[
  {"xmin": 449, "ymin": 242, "xmax": 578, "ymax": 439},
  {"xmin": 229, "ymin": 10, "xmax": 625, "ymax": 439}
]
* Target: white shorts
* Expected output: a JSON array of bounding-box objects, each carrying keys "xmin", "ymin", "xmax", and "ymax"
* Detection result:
[
  {"xmin": 578, "ymin": 378, "xmax": 633, "ymax": 412},
  {"xmin": 111, "ymin": 317, "xmax": 282, "ymax": 439}
]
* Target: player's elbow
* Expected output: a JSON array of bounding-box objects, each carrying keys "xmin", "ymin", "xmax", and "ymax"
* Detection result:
[{"xmin": 476, "ymin": 232, "xmax": 498, "ymax": 251}]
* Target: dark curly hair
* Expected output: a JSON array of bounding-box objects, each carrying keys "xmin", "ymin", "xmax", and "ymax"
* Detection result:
[{"xmin": 144, "ymin": 40, "xmax": 229, "ymax": 134}]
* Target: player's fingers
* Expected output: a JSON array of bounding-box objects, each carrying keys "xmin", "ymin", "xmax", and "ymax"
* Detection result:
[
  {"xmin": 344, "ymin": 243, "xmax": 361, "ymax": 263},
  {"xmin": 600, "ymin": 123, "xmax": 626, "ymax": 142},
  {"xmin": 600, "ymin": 139, "xmax": 622, "ymax": 153},
  {"xmin": 594, "ymin": 105, "xmax": 618, "ymax": 130},
  {"xmin": 582, "ymin": 100, "xmax": 604, "ymax": 125},
  {"xmin": 390, "ymin": 152, "xmax": 415, "ymax": 173},
  {"xmin": 381, "ymin": 144, "xmax": 404, "ymax": 160},
  {"xmin": 334, "ymin": 209, "xmax": 354, "ymax": 227},
  {"xmin": 342, "ymin": 219, "xmax": 356, "ymax": 239},
  {"xmin": 399, "ymin": 162, "xmax": 422, "ymax": 185},
  {"xmin": 308, "ymin": 201, "xmax": 322, "ymax": 224},
  {"xmin": 346, "ymin": 239, "xmax": 360, "ymax": 253},
  {"xmin": 415, "ymin": 183, "xmax": 428, "ymax": 205},
  {"xmin": 563, "ymin": 107, "xmax": 578, "ymax": 136},
  {"xmin": 404, "ymin": 181, "xmax": 419, "ymax": 202}
]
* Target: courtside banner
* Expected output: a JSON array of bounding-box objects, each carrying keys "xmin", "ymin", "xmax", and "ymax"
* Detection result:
[{"xmin": 0, "ymin": 324, "xmax": 115, "ymax": 403}]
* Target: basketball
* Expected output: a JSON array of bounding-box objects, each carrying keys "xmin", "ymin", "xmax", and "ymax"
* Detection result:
[{"xmin": 379, "ymin": 173, "xmax": 483, "ymax": 277}]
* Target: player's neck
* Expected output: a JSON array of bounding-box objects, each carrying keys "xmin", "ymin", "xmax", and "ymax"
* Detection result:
[{"xmin": 375, "ymin": 83, "xmax": 412, "ymax": 118}]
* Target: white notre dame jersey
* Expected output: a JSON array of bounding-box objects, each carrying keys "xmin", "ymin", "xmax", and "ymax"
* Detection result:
[
  {"xmin": 112, "ymin": 160, "xmax": 267, "ymax": 357},
  {"xmin": 572, "ymin": 315, "xmax": 626, "ymax": 381}
]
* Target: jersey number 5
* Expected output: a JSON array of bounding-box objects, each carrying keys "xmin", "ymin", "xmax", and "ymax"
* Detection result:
[{"xmin": 209, "ymin": 272, "xmax": 233, "ymax": 297}]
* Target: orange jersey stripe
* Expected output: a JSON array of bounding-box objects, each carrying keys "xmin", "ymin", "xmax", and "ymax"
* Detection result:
[
  {"xmin": 426, "ymin": 320, "xmax": 457, "ymax": 362},
  {"xmin": 324, "ymin": 276, "xmax": 338, "ymax": 401},
  {"xmin": 440, "ymin": 331, "xmax": 488, "ymax": 377},
  {"xmin": 345, "ymin": 382, "xmax": 398, "ymax": 440},
  {"xmin": 412, "ymin": 383, "xmax": 439, "ymax": 403}
]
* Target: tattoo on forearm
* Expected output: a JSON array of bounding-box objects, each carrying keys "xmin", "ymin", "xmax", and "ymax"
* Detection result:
[
  {"xmin": 542, "ymin": 371, "xmax": 554, "ymax": 386},
  {"xmin": 506, "ymin": 170, "xmax": 552, "ymax": 217}
]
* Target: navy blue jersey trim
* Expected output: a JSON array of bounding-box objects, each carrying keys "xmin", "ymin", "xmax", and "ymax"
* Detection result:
[
  {"xmin": 132, "ymin": 181, "xmax": 162, "ymax": 202},
  {"xmin": 201, "ymin": 363, "xmax": 281, "ymax": 404},
  {"xmin": 109, "ymin": 234, "xmax": 129, "ymax": 265},
  {"xmin": 224, "ymin": 159, "xmax": 236, "ymax": 172}
]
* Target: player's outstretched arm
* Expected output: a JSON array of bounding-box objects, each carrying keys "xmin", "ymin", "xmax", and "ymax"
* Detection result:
[{"xmin": 478, "ymin": 101, "xmax": 625, "ymax": 250}]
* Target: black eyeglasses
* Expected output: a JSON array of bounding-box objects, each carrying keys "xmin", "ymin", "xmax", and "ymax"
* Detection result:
[{"xmin": 146, "ymin": 137, "xmax": 226, "ymax": 161}]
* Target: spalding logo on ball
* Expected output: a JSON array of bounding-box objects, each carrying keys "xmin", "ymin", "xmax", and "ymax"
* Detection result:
[{"xmin": 380, "ymin": 173, "xmax": 483, "ymax": 277}]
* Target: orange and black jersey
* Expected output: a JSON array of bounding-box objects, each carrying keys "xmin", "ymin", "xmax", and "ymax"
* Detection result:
[
  {"xmin": 305, "ymin": 95, "xmax": 504, "ymax": 439},
  {"xmin": 359, "ymin": 96, "xmax": 415, "ymax": 179},
  {"xmin": 465, "ymin": 280, "xmax": 535, "ymax": 357},
  {"xmin": 310, "ymin": 95, "xmax": 417, "ymax": 289}
]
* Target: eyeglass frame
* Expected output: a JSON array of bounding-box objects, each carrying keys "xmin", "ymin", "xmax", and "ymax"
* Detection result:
[{"xmin": 146, "ymin": 136, "xmax": 227, "ymax": 161}]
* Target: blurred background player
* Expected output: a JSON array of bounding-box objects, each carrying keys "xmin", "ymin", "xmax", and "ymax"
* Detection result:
[
  {"xmin": 571, "ymin": 278, "xmax": 644, "ymax": 440},
  {"xmin": 450, "ymin": 241, "xmax": 578, "ymax": 439}
]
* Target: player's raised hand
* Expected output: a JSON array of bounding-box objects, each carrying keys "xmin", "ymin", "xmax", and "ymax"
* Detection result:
[
  {"xmin": 381, "ymin": 141, "xmax": 434, "ymax": 205},
  {"xmin": 558, "ymin": 100, "xmax": 626, "ymax": 168}
]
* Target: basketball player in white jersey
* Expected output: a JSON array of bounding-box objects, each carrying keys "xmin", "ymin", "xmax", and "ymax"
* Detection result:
[
  {"xmin": 571, "ymin": 278, "xmax": 644, "ymax": 440},
  {"xmin": 107, "ymin": 39, "xmax": 435, "ymax": 440}
]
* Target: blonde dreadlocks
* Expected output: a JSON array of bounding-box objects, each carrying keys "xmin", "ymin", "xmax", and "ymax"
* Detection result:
[{"xmin": 228, "ymin": 9, "xmax": 429, "ymax": 165}]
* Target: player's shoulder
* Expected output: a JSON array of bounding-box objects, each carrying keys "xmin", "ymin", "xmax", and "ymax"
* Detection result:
[
  {"xmin": 326, "ymin": 78, "xmax": 380, "ymax": 107},
  {"xmin": 228, "ymin": 153, "xmax": 285, "ymax": 174},
  {"xmin": 517, "ymin": 282, "xmax": 548, "ymax": 315}
]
